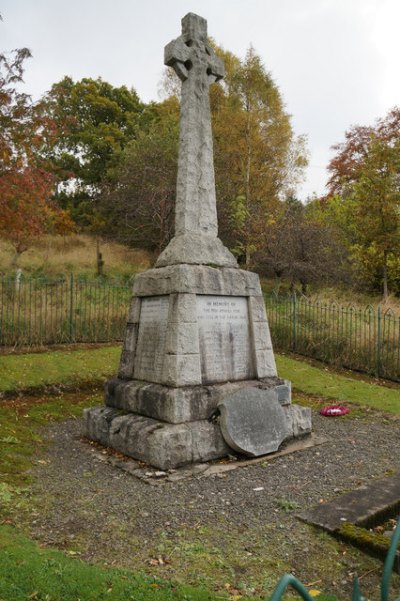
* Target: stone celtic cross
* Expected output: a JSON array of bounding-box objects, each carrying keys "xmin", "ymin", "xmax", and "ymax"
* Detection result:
[
  {"xmin": 156, "ymin": 13, "xmax": 237, "ymax": 268},
  {"xmin": 85, "ymin": 11, "xmax": 312, "ymax": 469}
]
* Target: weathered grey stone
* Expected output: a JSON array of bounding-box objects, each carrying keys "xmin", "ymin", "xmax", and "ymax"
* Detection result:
[
  {"xmin": 276, "ymin": 380, "xmax": 292, "ymax": 405},
  {"xmin": 133, "ymin": 265, "xmax": 261, "ymax": 297},
  {"xmin": 84, "ymin": 12, "xmax": 312, "ymax": 469},
  {"xmin": 127, "ymin": 297, "xmax": 141, "ymax": 324},
  {"xmin": 248, "ymin": 295, "xmax": 268, "ymax": 322},
  {"xmin": 83, "ymin": 406, "xmax": 121, "ymax": 447},
  {"xmin": 154, "ymin": 14, "xmax": 237, "ymax": 269},
  {"xmin": 133, "ymin": 296, "xmax": 169, "ymax": 383},
  {"xmin": 254, "ymin": 349, "xmax": 277, "ymax": 378},
  {"xmin": 105, "ymin": 377, "xmax": 290, "ymax": 424},
  {"xmin": 299, "ymin": 472, "xmax": 400, "ymax": 533},
  {"xmin": 251, "ymin": 320, "xmax": 273, "ymax": 350},
  {"xmin": 165, "ymin": 321, "xmax": 199, "ymax": 354},
  {"xmin": 168, "ymin": 293, "xmax": 197, "ymax": 323},
  {"xmin": 123, "ymin": 323, "xmax": 138, "ymax": 352},
  {"xmin": 218, "ymin": 388, "xmax": 291, "ymax": 456},
  {"xmin": 84, "ymin": 406, "xmax": 230, "ymax": 469},
  {"xmin": 162, "ymin": 353, "xmax": 202, "ymax": 386},
  {"xmin": 197, "ymin": 295, "xmax": 255, "ymax": 384},
  {"xmin": 156, "ymin": 234, "xmax": 237, "ymax": 268},
  {"xmin": 283, "ymin": 404, "xmax": 312, "ymax": 438},
  {"xmin": 118, "ymin": 350, "xmax": 135, "ymax": 380}
]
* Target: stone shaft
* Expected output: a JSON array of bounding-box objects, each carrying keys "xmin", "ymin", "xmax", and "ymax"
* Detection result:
[
  {"xmin": 166, "ymin": 13, "xmax": 222, "ymax": 237},
  {"xmin": 156, "ymin": 13, "xmax": 237, "ymax": 268}
]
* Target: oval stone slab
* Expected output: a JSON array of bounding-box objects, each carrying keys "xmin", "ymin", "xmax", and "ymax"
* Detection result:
[{"xmin": 218, "ymin": 388, "xmax": 290, "ymax": 456}]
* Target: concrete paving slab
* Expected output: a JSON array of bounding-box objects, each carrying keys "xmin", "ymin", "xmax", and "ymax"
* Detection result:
[{"xmin": 299, "ymin": 473, "xmax": 400, "ymax": 532}]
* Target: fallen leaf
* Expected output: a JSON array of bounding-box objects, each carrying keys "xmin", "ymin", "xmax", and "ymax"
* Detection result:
[{"xmin": 309, "ymin": 590, "xmax": 321, "ymax": 597}]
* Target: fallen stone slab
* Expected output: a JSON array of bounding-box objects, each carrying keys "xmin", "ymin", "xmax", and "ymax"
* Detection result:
[
  {"xmin": 299, "ymin": 472, "xmax": 400, "ymax": 532},
  {"xmin": 218, "ymin": 388, "xmax": 290, "ymax": 456}
]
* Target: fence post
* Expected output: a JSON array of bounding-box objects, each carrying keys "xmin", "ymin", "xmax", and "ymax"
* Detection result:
[
  {"xmin": 69, "ymin": 273, "xmax": 74, "ymax": 342},
  {"xmin": 292, "ymin": 290, "xmax": 297, "ymax": 352},
  {"xmin": 377, "ymin": 304, "xmax": 382, "ymax": 377}
]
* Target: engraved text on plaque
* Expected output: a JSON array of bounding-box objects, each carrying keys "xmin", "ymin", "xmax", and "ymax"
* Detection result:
[
  {"xmin": 134, "ymin": 296, "xmax": 169, "ymax": 382},
  {"xmin": 197, "ymin": 295, "xmax": 255, "ymax": 384}
]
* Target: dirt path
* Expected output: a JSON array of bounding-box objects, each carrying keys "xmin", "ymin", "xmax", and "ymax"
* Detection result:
[{"xmin": 26, "ymin": 409, "xmax": 400, "ymax": 599}]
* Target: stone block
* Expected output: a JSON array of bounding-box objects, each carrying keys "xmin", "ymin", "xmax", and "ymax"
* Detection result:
[
  {"xmin": 132, "ymin": 264, "xmax": 262, "ymax": 297},
  {"xmin": 127, "ymin": 296, "xmax": 141, "ymax": 324},
  {"xmin": 105, "ymin": 377, "xmax": 293, "ymax": 424},
  {"xmin": 155, "ymin": 233, "xmax": 238, "ymax": 269},
  {"xmin": 123, "ymin": 323, "xmax": 138, "ymax": 352},
  {"xmin": 165, "ymin": 321, "xmax": 199, "ymax": 354},
  {"xmin": 162, "ymin": 353, "xmax": 202, "ymax": 386},
  {"xmin": 251, "ymin": 320, "xmax": 273, "ymax": 350},
  {"xmin": 255, "ymin": 349, "xmax": 277, "ymax": 378},
  {"xmin": 276, "ymin": 380, "xmax": 292, "ymax": 405},
  {"xmin": 168, "ymin": 293, "xmax": 197, "ymax": 323},
  {"xmin": 83, "ymin": 406, "xmax": 121, "ymax": 447},
  {"xmin": 84, "ymin": 407, "xmax": 230, "ymax": 469},
  {"xmin": 218, "ymin": 388, "xmax": 290, "ymax": 456},
  {"xmin": 284, "ymin": 404, "xmax": 312, "ymax": 438},
  {"xmin": 118, "ymin": 350, "xmax": 135, "ymax": 380},
  {"xmin": 248, "ymin": 295, "xmax": 268, "ymax": 322}
]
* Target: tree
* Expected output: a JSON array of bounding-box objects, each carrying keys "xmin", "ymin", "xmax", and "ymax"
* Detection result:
[
  {"xmin": 256, "ymin": 197, "xmax": 348, "ymax": 293},
  {"xmin": 349, "ymin": 138, "xmax": 400, "ymax": 298},
  {"xmin": 99, "ymin": 44, "xmax": 307, "ymax": 260},
  {"xmin": 42, "ymin": 77, "xmax": 144, "ymax": 226},
  {"xmin": 0, "ymin": 168, "xmax": 73, "ymax": 264},
  {"xmin": 211, "ymin": 46, "xmax": 307, "ymax": 267},
  {"xmin": 327, "ymin": 108, "xmax": 400, "ymax": 195},
  {"xmin": 97, "ymin": 98, "xmax": 179, "ymax": 252},
  {"xmin": 0, "ymin": 42, "xmax": 73, "ymax": 264},
  {"xmin": 327, "ymin": 109, "xmax": 400, "ymax": 298}
]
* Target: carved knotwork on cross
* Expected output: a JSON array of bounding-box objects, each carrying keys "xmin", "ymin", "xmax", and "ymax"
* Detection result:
[{"xmin": 164, "ymin": 13, "xmax": 224, "ymax": 84}]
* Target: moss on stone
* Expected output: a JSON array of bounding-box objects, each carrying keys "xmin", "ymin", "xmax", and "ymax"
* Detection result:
[{"xmin": 338, "ymin": 522, "xmax": 396, "ymax": 560}]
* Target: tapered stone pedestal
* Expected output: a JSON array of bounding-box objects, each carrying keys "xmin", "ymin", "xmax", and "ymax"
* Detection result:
[{"xmin": 84, "ymin": 264, "xmax": 311, "ymax": 468}]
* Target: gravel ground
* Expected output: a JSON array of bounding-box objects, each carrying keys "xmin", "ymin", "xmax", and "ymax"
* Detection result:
[{"xmin": 25, "ymin": 408, "xmax": 400, "ymax": 599}]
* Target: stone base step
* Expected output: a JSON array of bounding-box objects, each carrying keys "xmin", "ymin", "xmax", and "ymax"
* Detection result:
[
  {"xmin": 84, "ymin": 407, "xmax": 230, "ymax": 469},
  {"xmin": 83, "ymin": 400, "xmax": 312, "ymax": 470},
  {"xmin": 105, "ymin": 377, "xmax": 291, "ymax": 425}
]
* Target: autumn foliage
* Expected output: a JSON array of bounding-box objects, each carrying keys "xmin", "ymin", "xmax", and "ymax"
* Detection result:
[
  {"xmin": 0, "ymin": 46, "xmax": 73, "ymax": 262},
  {"xmin": 326, "ymin": 108, "xmax": 400, "ymax": 297}
]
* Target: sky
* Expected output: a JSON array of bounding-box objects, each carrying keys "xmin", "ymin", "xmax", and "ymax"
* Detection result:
[{"xmin": 2, "ymin": 0, "xmax": 400, "ymax": 199}]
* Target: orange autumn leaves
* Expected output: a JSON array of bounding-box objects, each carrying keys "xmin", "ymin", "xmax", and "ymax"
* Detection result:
[{"xmin": 0, "ymin": 48, "xmax": 74, "ymax": 256}]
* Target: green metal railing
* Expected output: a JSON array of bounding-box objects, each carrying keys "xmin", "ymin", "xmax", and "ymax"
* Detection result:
[
  {"xmin": 269, "ymin": 518, "xmax": 400, "ymax": 601},
  {"xmin": 0, "ymin": 276, "xmax": 399, "ymax": 382},
  {"xmin": 265, "ymin": 292, "xmax": 400, "ymax": 382}
]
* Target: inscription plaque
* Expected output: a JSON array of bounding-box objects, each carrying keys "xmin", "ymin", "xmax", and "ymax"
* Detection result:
[
  {"xmin": 134, "ymin": 296, "xmax": 169, "ymax": 382},
  {"xmin": 197, "ymin": 295, "xmax": 255, "ymax": 384}
]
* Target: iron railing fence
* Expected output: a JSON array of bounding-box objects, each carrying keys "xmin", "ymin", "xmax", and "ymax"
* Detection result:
[
  {"xmin": 0, "ymin": 274, "xmax": 131, "ymax": 347},
  {"xmin": 0, "ymin": 276, "xmax": 399, "ymax": 382},
  {"xmin": 265, "ymin": 292, "xmax": 400, "ymax": 382}
]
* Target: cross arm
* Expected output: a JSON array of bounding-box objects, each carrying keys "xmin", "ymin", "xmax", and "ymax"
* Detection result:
[
  {"xmin": 164, "ymin": 36, "xmax": 191, "ymax": 81},
  {"xmin": 205, "ymin": 45, "xmax": 224, "ymax": 82}
]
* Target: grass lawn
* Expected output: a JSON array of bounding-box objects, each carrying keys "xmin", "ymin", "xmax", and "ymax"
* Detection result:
[
  {"xmin": 0, "ymin": 389, "xmax": 101, "ymax": 487},
  {"xmin": 1, "ymin": 345, "xmax": 398, "ymax": 414},
  {"xmin": 276, "ymin": 355, "xmax": 400, "ymax": 414},
  {"xmin": 0, "ymin": 525, "xmax": 223, "ymax": 601},
  {"xmin": 0, "ymin": 346, "xmax": 121, "ymax": 393},
  {"xmin": 0, "ymin": 346, "xmax": 399, "ymax": 601}
]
